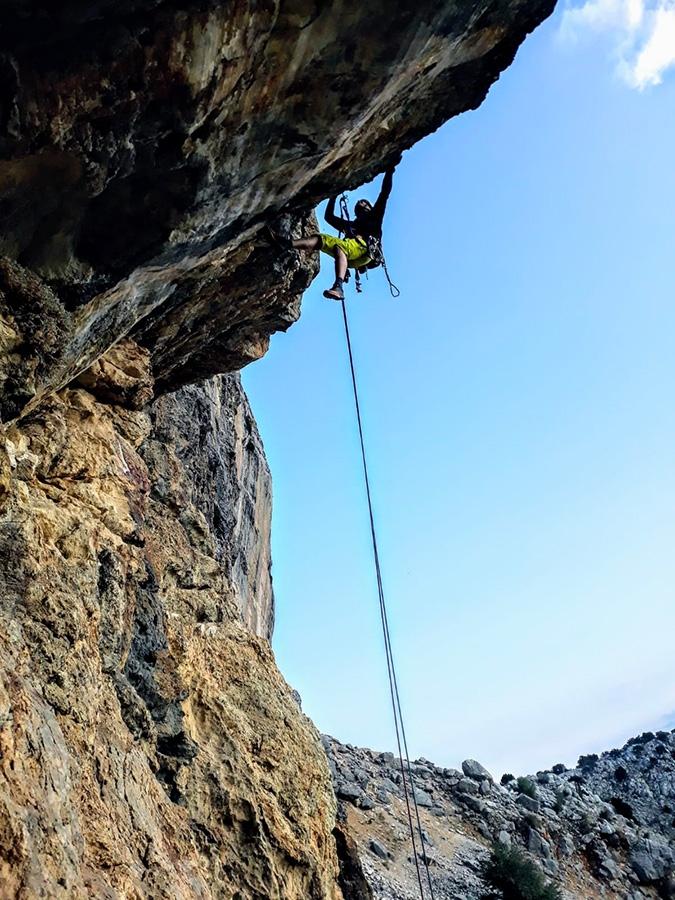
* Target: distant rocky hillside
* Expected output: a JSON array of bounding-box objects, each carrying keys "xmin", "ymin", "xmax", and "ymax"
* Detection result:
[{"xmin": 323, "ymin": 728, "xmax": 675, "ymax": 900}]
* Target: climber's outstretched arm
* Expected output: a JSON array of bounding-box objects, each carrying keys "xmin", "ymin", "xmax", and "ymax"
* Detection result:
[{"xmin": 372, "ymin": 165, "xmax": 396, "ymax": 224}]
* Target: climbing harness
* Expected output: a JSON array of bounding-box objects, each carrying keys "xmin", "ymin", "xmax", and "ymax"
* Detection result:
[
  {"xmin": 338, "ymin": 192, "xmax": 400, "ymax": 298},
  {"xmin": 339, "ymin": 299, "xmax": 434, "ymax": 900}
]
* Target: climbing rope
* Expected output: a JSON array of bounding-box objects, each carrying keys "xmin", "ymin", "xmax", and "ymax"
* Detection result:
[{"xmin": 339, "ymin": 299, "xmax": 435, "ymax": 900}]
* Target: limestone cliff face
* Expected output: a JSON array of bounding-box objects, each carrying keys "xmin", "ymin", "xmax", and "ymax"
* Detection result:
[
  {"xmin": 0, "ymin": 1, "xmax": 558, "ymax": 898},
  {"xmin": 141, "ymin": 375, "xmax": 275, "ymax": 641},
  {"xmin": 0, "ymin": 350, "xmax": 338, "ymax": 899}
]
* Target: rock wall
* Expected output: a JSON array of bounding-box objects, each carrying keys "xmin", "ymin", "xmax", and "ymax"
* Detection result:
[
  {"xmin": 141, "ymin": 374, "xmax": 275, "ymax": 641},
  {"xmin": 324, "ymin": 730, "xmax": 675, "ymax": 900},
  {"xmin": 0, "ymin": 1, "xmax": 560, "ymax": 897},
  {"xmin": 0, "ymin": 349, "xmax": 337, "ymax": 899}
]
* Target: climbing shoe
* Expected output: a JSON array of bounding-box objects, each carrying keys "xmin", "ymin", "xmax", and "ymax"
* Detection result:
[
  {"xmin": 264, "ymin": 226, "xmax": 292, "ymax": 252},
  {"xmin": 323, "ymin": 280, "xmax": 344, "ymax": 301}
]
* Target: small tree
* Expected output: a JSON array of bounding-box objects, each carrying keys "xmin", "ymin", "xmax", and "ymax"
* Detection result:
[
  {"xmin": 553, "ymin": 790, "xmax": 566, "ymax": 814},
  {"xmin": 577, "ymin": 753, "xmax": 599, "ymax": 772},
  {"xmin": 517, "ymin": 777, "xmax": 537, "ymax": 799},
  {"xmin": 480, "ymin": 843, "xmax": 563, "ymax": 900}
]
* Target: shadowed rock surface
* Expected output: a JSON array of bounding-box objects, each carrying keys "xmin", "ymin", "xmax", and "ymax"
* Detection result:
[{"xmin": 0, "ymin": 0, "xmax": 555, "ymax": 419}]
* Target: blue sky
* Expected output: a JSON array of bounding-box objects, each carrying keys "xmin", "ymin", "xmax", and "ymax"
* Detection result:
[{"xmin": 242, "ymin": 2, "xmax": 675, "ymax": 778}]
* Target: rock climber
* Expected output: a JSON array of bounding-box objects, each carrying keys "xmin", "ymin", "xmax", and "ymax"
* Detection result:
[{"xmin": 267, "ymin": 161, "xmax": 397, "ymax": 301}]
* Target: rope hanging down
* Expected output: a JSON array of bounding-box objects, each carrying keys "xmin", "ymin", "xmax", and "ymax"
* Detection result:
[{"xmin": 339, "ymin": 299, "xmax": 435, "ymax": 900}]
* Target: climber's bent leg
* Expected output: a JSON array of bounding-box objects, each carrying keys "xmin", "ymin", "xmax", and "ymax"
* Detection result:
[
  {"xmin": 265, "ymin": 228, "xmax": 321, "ymax": 253},
  {"xmin": 292, "ymin": 234, "xmax": 321, "ymax": 251},
  {"xmin": 322, "ymin": 246, "xmax": 347, "ymax": 301},
  {"xmin": 318, "ymin": 235, "xmax": 372, "ymax": 300},
  {"xmin": 333, "ymin": 246, "xmax": 348, "ymax": 281},
  {"xmin": 268, "ymin": 230, "xmax": 371, "ymax": 301}
]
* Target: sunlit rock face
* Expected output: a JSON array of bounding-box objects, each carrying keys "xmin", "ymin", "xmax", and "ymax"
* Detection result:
[
  {"xmin": 0, "ymin": 1, "xmax": 557, "ymax": 897},
  {"xmin": 0, "ymin": 348, "xmax": 337, "ymax": 899}
]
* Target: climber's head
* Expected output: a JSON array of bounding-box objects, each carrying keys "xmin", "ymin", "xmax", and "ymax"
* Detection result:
[{"xmin": 354, "ymin": 199, "xmax": 372, "ymax": 218}]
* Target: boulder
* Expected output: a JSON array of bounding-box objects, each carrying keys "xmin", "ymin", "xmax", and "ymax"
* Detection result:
[
  {"xmin": 458, "ymin": 778, "xmax": 480, "ymax": 796},
  {"xmin": 527, "ymin": 829, "xmax": 552, "ymax": 859},
  {"xmin": 381, "ymin": 778, "xmax": 400, "ymax": 795},
  {"xmin": 516, "ymin": 794, "xmax": 540, "ymax": 813},
  {"xmin": 463, "ymin": 796, "xmax": 486, "ymax": 814},
  {"xmin": 369, "ymin": 839, "xmax": 389, "ymax": 860},
  {"xmin": 599, "ymin": 858, "xmax": 621, "ymax": 881},
  {"xmin": 336, "ymin": 782, "xmax": 362, "ymax": 804},
  {"xmin": 462, "ymin": 759, "xmax": 493, "ymax": 782},
  {"xmin": 559, "ymin": 835, "xmax": 576, "ymax": 857},
  {"xmin": 413, "ymin": 788, "xmax": 433, "ymax": 808},
  {"xmin": 630, "ymin": 838, "xmax": 675, "ymax": 883}
]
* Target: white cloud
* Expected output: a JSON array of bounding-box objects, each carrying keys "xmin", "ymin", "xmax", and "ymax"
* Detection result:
[
  {"xmin": 560, "ymin": 0, "xmax": 642, "ymax": 37},
  {"xmin": 629, "ymin": 3, "xmax": 675, "ymax": 85},
  {"xmin": 559, "ymin": 0, "xmax": 675, "ymax": 88}
]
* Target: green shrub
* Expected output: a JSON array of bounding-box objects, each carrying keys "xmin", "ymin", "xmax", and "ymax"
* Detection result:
[
  {"xmin": 553, "ymin": 790, "xmax": 566, "ymax": 814},
  {"xmin": 517, "ymin": 777, "xmax": 537, "ymax": 799},
  {"xmin": 577, "ymin": 753, "xmax": 599, "ymax": 772},
  {"xmin": 480, "ymin": 843, "xmax": 563, "ymax": 900},
  {"xmin": 580, "ymin": 811, "xmax": 596, "ymax": 833},
  {"xmin": 501, "ymin": 773, "xmax": 515, "ymax": 785},
  {"xmin": 519, "ymin": 812, "xmax": 543, "ymax": 835}
]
